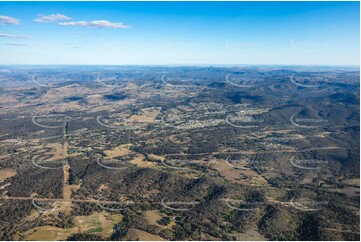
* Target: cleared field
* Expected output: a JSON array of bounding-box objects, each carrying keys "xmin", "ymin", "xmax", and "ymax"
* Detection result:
[
  {"xmin": 125, "ymin": 228, "xmax": 166, "ymax": 241},
  {"xmin": 131, "ymin": 154, "xmax": 157, "ymax": 168},
  {"xmin": 342, "ymin": 179, "xmax": 360, "ymax": 187},
  {"xmin": 0, "ymin": 169, "xmax": 16, "ymax": 180},
  {"xmin": 75, "ymin": 212, "xmax": 122, "ymax": 237},
  {"xmin": 104, "ymin": 144, "xmax": 132, "ymax": 159},
  {"xmin": 211, "ymin": 158, "xmax": 267, "ymax": 186},
  {"xmin": 24, "ymin": 212, "xmax": 122, "ymax": 240},
  {"xmin": 232, "ymin": 229, "xmax": 267, "ymax": 241},
  {"xmin": 145, "ymin": 210, "xmax": 162, "ymax": 226},
  {"xmin": 144, "ymin": 210, "xmax": 175, "ymax": 230},
  {"xmin": 24, "ymin": 226, "xmax": 78, "ymax": 241}
]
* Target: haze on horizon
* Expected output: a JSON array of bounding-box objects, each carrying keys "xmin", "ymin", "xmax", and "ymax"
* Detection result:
[{"xmin": 0, "ymin": 1, "xmax": 359, "ymax": 66}]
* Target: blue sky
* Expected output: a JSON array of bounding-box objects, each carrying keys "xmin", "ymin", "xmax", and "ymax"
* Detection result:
[{"xmin": 0, "ymin": 1, "xmax": 359, "ymax": 65}]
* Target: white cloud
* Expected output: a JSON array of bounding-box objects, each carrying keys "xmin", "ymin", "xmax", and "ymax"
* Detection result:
[
  {"xmin": 0, "ymin": 34, "xmax": 30, "ymax": 39},
  {"xmin": 0, "ymin": 15, "xmax": 20, "ymax": 25},
  {"xmin": 5, "ymin": 42, "xmax": 29, "ymax": 46},
  {"xmin": 34, "ymin": 13, "xmax": 71, "ymax": 23},
  {"xmin": 59, "ymin": 20, "xmax": 130, "ymax": 29}
]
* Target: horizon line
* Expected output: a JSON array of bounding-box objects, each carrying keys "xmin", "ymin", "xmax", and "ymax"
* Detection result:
[{"xmin": 1, "ymin": 64, "xmax": 359, "ymax": 67}]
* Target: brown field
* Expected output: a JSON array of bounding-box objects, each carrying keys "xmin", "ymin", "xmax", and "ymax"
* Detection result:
[
  {"xmin": 211, "ymin": 159, "xmax": 267, "ymax": 186},
  {"xmin": 329, "ymin": 187, "xmax": 360, "ymax": 198},
  {"xmin": 125, "ymin": 228, "xmax": 166, "ymax": 241},
  {"xmin": 147, "ymin": 154, "xmax": 165, "ymax": 162},
  {"xmin": 24, "ymin": 212, "xmax": 122, "ymax": 240},
  {"xmin": 104, "ymin": 144, "xmax": 132, "ymax": 159},
  {"xmin": 0, "ymin": 169, "xmax": 16, "ymax": 180},
  {"xmin": 62, "ymin": 163, "xmax": 80, "ymax": 209},
  {"xmin": 24, "ymin": 226, "xmax": 78, "ymax": 241},
  {"xmin": 75, "ymin": 212, "xmax": 122, "ymax": 237},
  {"xmin": 144, "ymin": 210, "xmax": 162, "ymax": 226},
  {"xmin": 232, "ymin": 229, "xmax": 267, "ymax": 241},
  {"xmin": 144, "ymin": 210, "xmax": 175, "ymax": 230},
  {"xmin": 341, "ymin": 179, "xmax": 360, "ymax": 187},
  {"xmin": 131, "ymin": 154, "xmax": 157, "ymax": 168}
]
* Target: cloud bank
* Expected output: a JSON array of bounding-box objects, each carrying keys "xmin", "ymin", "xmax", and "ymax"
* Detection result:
[
  {"xmin": 0, "ymin": 15, "xmax": 20, "ymax": 25},
  {"xmin": 34, "ymin": 13, "xmax": 71, "ymax": 23},
  {"xmin": 59, "ymin": 20, "xmax": 130, "ymax": 29},
  {"xmin": 0, "ymin": 34, "xmax": 30, "ymax": 39}
]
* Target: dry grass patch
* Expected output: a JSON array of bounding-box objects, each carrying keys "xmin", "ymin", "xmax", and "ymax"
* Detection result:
[
  {"xmin": 24, "ymin": 226, "xmax": 78, "ymax": 241},
  {"xmin": 125, "ymin": 228, "xmax": 166, "ymax": 241},
  {"xmin": 212, "ymin": 159, "xmax": 267, "ymax": 186},
  {"xmin": 0, "ymin": 169, "xmax": 16, "ymax": 180},
  {"xmin": 75, "ymin": 212, "xmax": 122, "ymax": 238},
  {"xmin": 131, "ymin": 154, "xmax": 157, "ymax": 168},
  {"xmin": 104, "ymin": 144, "xmax": 132, "ymax": 159}
]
